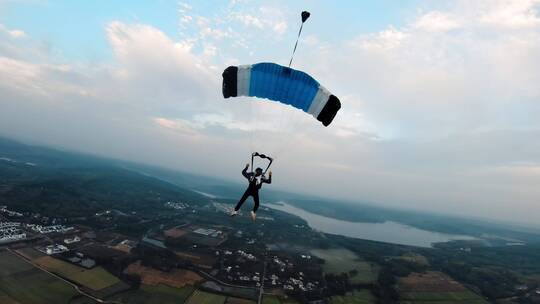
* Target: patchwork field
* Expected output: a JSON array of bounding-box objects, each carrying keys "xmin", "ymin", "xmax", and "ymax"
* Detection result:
[
  {"xmin": 330, "ymin": 289, "xmax": 376, "ymax": 304},
  {"xmin": 110, "ymin": 284, "xmax": 195, "ymax": 304},
  {"xmin": 0, "ymin": 251, "xmax": 80, "ymax": 304},
  {"xmin": 394, "ymin": 253, "xmax": 430, "ymax": 266},
  {"xmin": 397, "ymin": 271, "xmax": 488, "ymax": 303},
  {"xmin": 34, "ymin": 256, "xmax": 120, "ymax": 290},
  {"xmin": 15, "ymin": 247, "xmax": 46, "ymax": 260},
  {"xmin": 225, "ymin": 297, "xmax": 257, "ymax": 304},
  {"xmin": 0, "ymin": 290, "xmax": 20, "ymax": 304},
  {"xmin": 262, "ymin": 295, "xmax": 300, "ymax": 304},
  {"xmin": 164, "ymin": 227, "xmax": 188, "ymax": 238},
  {"xmin": 186, "ymin": 289, "xmax": 227, "ymax": 304},
  {"xmin": 124, "ymin": 260, "xmax": 203, "ymax": 288},
  {"xmin": 311, "ymin": 248, "xmax": 380, "ymax": 284},
  {"xmin": 0, "ymin": 250, "xmax": 34, "ymax": 276}
]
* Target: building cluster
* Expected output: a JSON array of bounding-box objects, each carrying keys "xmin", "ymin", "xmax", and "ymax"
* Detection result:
[
  {"xmin": 213, "ymin": 202, "xmax": 233, "ymax": 214},
  {"xmin": 28, "ymin": 224, "xmax": 74, "ymax": 234},
  {"xmin": 237, "ymin": 250, "xmax": 256, "ymax": 261},
  {"xmin": 165, "ymin": 201, "xmax": 189, "ymax": 210},
  {"xmin": 42, "ymin": 244, "xmax": 69, "ymax": 255},
  {"xmin": 283, "ymin": 275, "xmax": 319, "ymax": 292},
  {"xmin": 193, "ymin": 227, "xmax": 223, "ymax": 238},
  {"xmin": 265, "ymin": 255, "xmax": 320, "ymax": 292},
  {"xmin": 64, "ymin": 236, "xmax": 81, "ymax": 244},
  {"xmin": 0, "ymin": 206, "xmax": 23, "ymax": 217},
  {"xmin": 0, "ymin": 221, "xmax": 26, "ymax": 243}
]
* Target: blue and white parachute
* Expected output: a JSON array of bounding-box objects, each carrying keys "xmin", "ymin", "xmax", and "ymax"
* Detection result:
[{"xmin": 222, "ymin": 62, "xmax": 341, "ymax": 126}]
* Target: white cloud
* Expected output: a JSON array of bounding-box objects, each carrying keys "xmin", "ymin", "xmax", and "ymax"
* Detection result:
[
  {"xmin": 479, "ymin": 0, "xmax": 540, "ymax": 28},
  {"xmin": 413, "ymin": 11, "xmax": 461, "ymax": 32},
  {"xmin": 0, "ymin": 24, "xmax": 26, "ymax": 38}
]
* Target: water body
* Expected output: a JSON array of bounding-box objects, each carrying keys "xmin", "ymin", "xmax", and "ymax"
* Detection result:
[
  {"xmin": 193, "ymin": 190, "xmax": 218, "ymax": 199},
  {"xmin": 268, "ymin": 202, "xmax": 476, "ymax": 248}
]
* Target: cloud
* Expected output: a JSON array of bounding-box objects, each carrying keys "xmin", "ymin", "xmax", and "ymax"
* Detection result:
[
  {"xmin": 1, "ymin": 1, "xmax": 540, "ymax": 226},
  {"xmin": 412, "ymin": 11, "xmax": 461, "ymax": 32},
  {"xmin": 479, "ymin": 0, "xmax": 540, "ymax": 28},
  {"xmin": 230, "ymin": 6, "xmax": 288, "ymax": 35},
  {"xmin": 0, "ymin": 24, "xmax": 26, "ymax": 38}
]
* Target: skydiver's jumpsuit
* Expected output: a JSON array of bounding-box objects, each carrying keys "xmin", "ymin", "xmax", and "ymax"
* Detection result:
[{"xmin": 234, "ymin": 166, "xmax": 271, "ymax": 213}]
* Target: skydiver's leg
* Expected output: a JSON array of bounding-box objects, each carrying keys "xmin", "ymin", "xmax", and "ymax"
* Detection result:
[
  {"xmin": 252, "ymin": 191, "xmax": 260, "ymax": 213},
  {"xmin": 234, "ymin": 189, "xmax": 251, "ymax": 211}
]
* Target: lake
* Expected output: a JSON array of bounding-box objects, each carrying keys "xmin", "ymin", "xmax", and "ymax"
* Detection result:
[{"xmin": 268, "ymin": 202, "xmax": 476, "ymax": 248}]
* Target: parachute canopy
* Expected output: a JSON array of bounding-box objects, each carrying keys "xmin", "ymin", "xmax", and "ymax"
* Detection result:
[{"xmin": 222, "ymin": 62, "xmax": 341, "ymax": 126}]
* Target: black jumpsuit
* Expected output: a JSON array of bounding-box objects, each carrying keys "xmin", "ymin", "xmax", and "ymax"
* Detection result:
[{"xmin": 234, "ymin": 167, "xmax": 271, "ymax": 213}]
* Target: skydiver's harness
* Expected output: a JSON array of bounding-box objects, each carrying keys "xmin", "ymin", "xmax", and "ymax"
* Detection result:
[{"xmin": 251, "ymin": 152, "xmax": 273, "ymax": 176}]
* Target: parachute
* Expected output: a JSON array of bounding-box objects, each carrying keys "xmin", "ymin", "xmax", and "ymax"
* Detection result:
[{"xmin": 222, "ymin": 63, "xmax": 341, "ymax": 126}]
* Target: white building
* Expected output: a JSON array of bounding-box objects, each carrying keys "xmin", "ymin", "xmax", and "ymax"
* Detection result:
[{"xmin": 64, "ymin": 236, "xmax": 81, "ymax": 244}]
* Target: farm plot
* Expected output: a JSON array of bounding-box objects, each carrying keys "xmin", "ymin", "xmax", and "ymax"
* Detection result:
[
  {"xmin": 110, "ymin": 284, "xmax": 195, "ymax": 304},
  {"xmin": 330, "ymin": 289, "xmax": 376, "ymax": 304},
  {"xmin": 0, "ymin": 251, "xmax": 80, "ymax": 304},
  {"xmin": 186, "ymin": 289, "xmax": 227, "ymax": 304},
  {"xmin": 397, "ymin": 271, "xmax": 488, "ymax": 303},
  {"xmin": 311, "ymin": 248, "xmax": 380, "ymax": 284},
  {"xmin": 124, "ymin": 260, "xmax": 203, "ymax": 288},
  {"xmin": 34, "ymin": 256, "xmax": 120, "ymax": 290}
]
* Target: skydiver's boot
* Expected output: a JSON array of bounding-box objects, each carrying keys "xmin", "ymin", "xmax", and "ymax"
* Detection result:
[{"xmin": 250, "ymin": 211, "xmax": 257, "ymax": 221}]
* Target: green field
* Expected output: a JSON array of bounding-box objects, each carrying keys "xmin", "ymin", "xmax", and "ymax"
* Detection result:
[
  {"xmin": 311, "ymin": 248, "xmax": 380, "ymax": 284},
  {"xmin": 225, "ymin": 297, "xmax": 257, "ymax": 304},
  {"xmin": 15, "ymin": 247, "xmax": 46, "ymax": 260},
  {"xmin": 35, "ymin": 256, "xmax": 120, "ymax": 290},
  {"xmin": 262, "ymin": 295, "xmax": 281, "ymax": 304},
  {"xmin": 262, "ymin": 295, "xmax": 300, "ymax": 304},
  {"xmin": 400, "ymin": 291, "xmax": 488, "ymax": 303},
  {"xmin": 111, "ymin": 284, "xmax": 195, "ymax": 304},
  {"xmin": 0, "ymin": 251, "xmax": 34, "ymax": 276},
  {"xmin": 330, "ymin": 290, "xmax": 376, "ymax": 304},
  {"xmin": 0, "ymin": 290, "xmax": 19, "ymax": 304},
  {"xmin": 0, "ymin": 251, "xmax": 81, "ymax": 304},
  {"xmin": 0, "ymin": 251, "xmax": 82, "ymax": 304},
  {"xmin": 186, "ymin": 289, "xmax": 227, "ymax": 304}
]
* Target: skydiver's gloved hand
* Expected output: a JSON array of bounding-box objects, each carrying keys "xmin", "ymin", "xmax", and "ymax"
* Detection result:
[
  {"xmin": 269, "ymin": 171, "xmax": 272, "ymax": 176},
  {"xmin": 245, "ymin": 163, "xmax": 250, "ymax": 169}
]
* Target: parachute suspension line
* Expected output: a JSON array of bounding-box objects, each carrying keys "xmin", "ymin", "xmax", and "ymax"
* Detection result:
[
  {"xmin": 288, "ymin": 22, "xmax": 303, "ymax": 68},
  {"xmin": 288, "ymin": 11, "xmax": 310, "ymax": 68}
]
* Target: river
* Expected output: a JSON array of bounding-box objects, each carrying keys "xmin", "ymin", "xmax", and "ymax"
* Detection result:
[{"xmin": 268, "ymin": 202, "xmax": 476, "ymax": 248}]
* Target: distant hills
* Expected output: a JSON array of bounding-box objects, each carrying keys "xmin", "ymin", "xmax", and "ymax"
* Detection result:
[{"xmin": 1, "ymin": 136, "xmax": 539, "ymax": 244}]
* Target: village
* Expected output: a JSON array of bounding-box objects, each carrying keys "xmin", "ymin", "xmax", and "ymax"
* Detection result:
[{"xmin": 0, "ymin": 200, "xmax": 328, "ymax": 303}]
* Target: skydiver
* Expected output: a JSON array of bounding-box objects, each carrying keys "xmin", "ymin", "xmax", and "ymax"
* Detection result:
[{"xmin": 230, "ymin": 163, "xmax": 272, "ymax": 221}]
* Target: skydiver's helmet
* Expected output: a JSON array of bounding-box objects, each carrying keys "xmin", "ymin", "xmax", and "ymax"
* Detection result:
[{"xmin": 255, "ymin": 167, "xmax": 263, "ymax": 175}]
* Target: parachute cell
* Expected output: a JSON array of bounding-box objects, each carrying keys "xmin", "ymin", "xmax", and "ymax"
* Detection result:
[{"xmin": 222, "ymin": 62, "xmax": 341, "ymax": 126}]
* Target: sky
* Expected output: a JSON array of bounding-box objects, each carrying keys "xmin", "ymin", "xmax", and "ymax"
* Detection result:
[{"xmin": 1, "ymin": 0, "xmax": 539, "ymax": 227}]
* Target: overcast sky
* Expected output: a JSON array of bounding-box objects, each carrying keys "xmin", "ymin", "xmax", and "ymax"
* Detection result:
[{"xmin": 1, "ymin": 0, "xmax": 539, "ymax": 227}]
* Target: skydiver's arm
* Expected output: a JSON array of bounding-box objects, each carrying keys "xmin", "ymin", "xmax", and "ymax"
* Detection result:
[
  {"xmin": 263, "ymin": 171, "xmax": 272, "ymax": 184},
  {"xmin": 242, "ymin": 164, "xmax": 250, "ymax": 179}
]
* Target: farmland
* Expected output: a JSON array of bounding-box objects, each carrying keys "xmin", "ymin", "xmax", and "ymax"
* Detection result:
[
  {"xmin": 34, "ymin": 256, "xmax": 120, "ymax": 290},
  {"xmin": 311, "ymin": 248, "xmax": 380, "ymax": 284},
  {"xmin": 262, "ymin": 295, "xmax": 300, "ymax": 304},
  {"xmin": 225, "ymin": 297, "xmax": 257, "ymax": 304},
  {"xmin": 110, "ymin": 284, "xmax": 195, "ymax": 304},
  {"xmin": 330, "ymin": 290, "xmax": 376, "ymax": 304},
  {"xmin": 124, "ymin": 260, "xmax": 203, "ymax": 288},
  {"xmin": 186, "ymin": 289, "xmax": 227, "ymax": 304},
  {"xmin": 0, "ymin": 290, "xmax": 19, "ymax": 304},
  {"xmin": 0, "ymin": 251, "xmax": 80, "ymax": 304},
  {"xmin": 397, "ymin": 271, "xmax": 488, "ymax": 304}
]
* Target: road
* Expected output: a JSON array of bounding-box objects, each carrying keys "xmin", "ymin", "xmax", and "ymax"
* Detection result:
[{"xmin": 258, "ymin": 251, "xmax": 268, "ymax": 304}]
